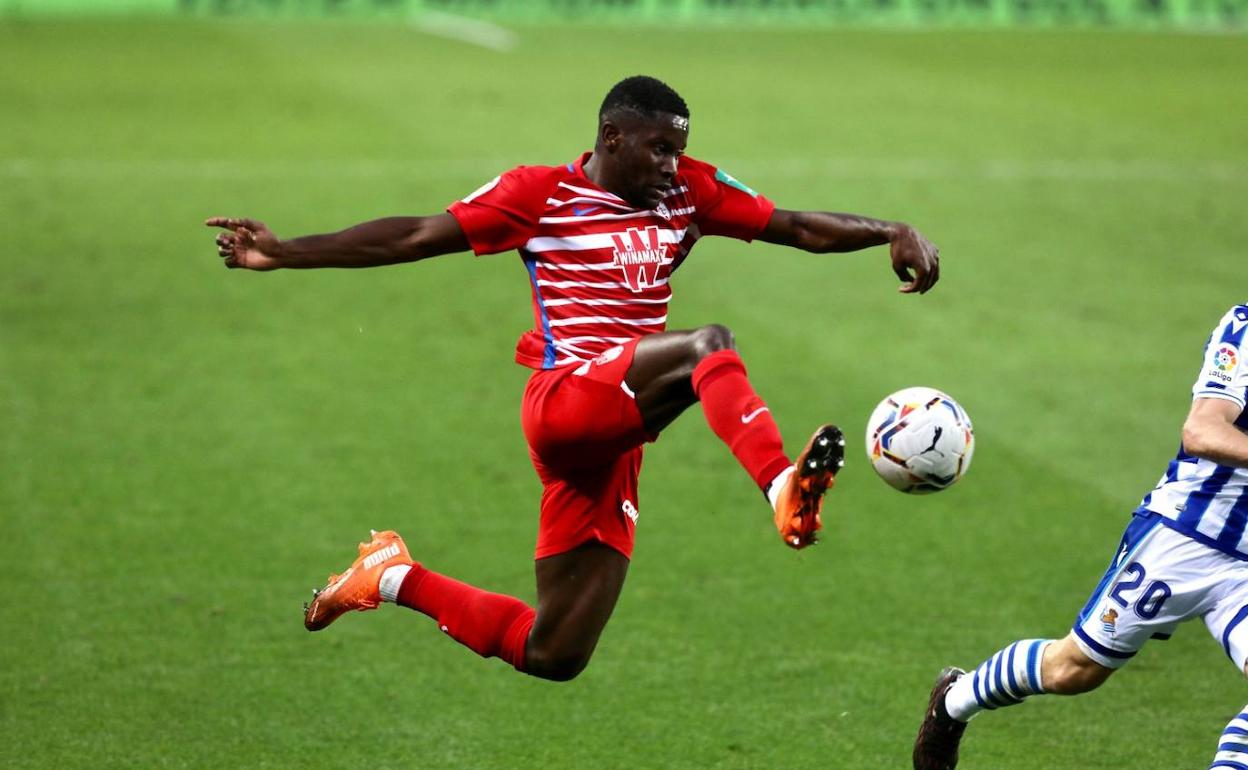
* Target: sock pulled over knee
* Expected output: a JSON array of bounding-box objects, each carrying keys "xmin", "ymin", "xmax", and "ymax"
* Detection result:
[
  {"xmin": 945, "ymin": 639, "xmax": 1053, "ymax": 722},
  {"xmin": 1210, "ymin": 706, "xmax": 1248, "ymax": 770},
  {"xmin": 691, "ymin": 349, "xmax": 791, "ymax": 492},
  {"xmin": 384, "ymin": 564, "xmax": 535, "ymax": 671}
]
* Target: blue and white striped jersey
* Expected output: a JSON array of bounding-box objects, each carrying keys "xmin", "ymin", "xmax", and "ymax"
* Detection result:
[{"xmin": 1140, "ymin": 304, "xmax": 1248, "ymax": 560}]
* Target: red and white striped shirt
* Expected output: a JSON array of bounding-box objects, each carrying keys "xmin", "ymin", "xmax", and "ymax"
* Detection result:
[{"xmin": 447, "ymin": 152, "xmax": 775, "ymax": 370}]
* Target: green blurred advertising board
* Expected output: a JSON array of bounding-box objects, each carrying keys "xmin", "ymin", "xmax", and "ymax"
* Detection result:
[{"xmin": 2, "ymin": 0, "xmax": 1245, "ymax": 31}]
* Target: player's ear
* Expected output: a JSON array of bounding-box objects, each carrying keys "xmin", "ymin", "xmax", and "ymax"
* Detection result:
[{"xmin": 599, "ymin": 119, "xmax": 623, "ymax": 153}]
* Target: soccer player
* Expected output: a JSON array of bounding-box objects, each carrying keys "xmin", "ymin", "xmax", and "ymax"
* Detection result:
[
  {"xmin": 208, "ymin": 76, "xmax": 940, "ymax": 682},
  {"xmin": 912, "ymin": 304, "xmax": 1248, "ymax": 769}
]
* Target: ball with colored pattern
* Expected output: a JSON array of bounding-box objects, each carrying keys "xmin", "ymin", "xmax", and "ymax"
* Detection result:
[{"xmin": 865, "ymin": 387, "xmax": 975, "ymax": 494}]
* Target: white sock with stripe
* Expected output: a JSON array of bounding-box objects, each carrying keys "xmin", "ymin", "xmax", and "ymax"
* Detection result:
[
  {"xmin": 1210, "ymin": 706, "xmax": 1248, "ymax": 770},
  {"xmin": 945, "ymin": 639, "xmax": 1053, "ymax": 722}
]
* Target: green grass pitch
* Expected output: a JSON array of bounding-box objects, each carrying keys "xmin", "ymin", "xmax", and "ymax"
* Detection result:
[{"xmin": 1, "ymin": 16, "xmax": 1246, "ymax": 769}]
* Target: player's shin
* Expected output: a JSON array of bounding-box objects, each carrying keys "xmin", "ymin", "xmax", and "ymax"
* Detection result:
[
  {"xmin": 944, "ymin": 639, "xmax": 1054, "ymax": 722},
  {"xmin": 1210, "ymin": 706, "xmax": 1248, "ymax": 770},
  {"xmin": 691, "ymin": 349, "xmax": 791, "ymax": 490},
  {"xmin": 382, "ymin": 564, "xmax": 536, "ymax": 671}
]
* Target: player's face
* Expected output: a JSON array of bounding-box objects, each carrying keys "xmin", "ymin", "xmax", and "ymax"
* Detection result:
[{"xmin": 610, "ymin": 113, "xmax": 688, "ymax": 209}]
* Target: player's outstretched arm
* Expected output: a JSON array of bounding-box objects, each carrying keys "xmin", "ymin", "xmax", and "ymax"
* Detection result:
[
  {"xmin": 205, "ymin": 213, "xmax": 470, "ymax": 271},
  {"xmin": 758, "ymin": 209, "xmax": 940, "ymax": 294},
  {"xmin": 1182, "ymin": 397, "xmax": 1248, "ymax": 469}
]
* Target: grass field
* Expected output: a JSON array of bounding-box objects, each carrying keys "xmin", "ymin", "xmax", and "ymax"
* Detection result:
[{"xmin": 2, "ymin": 16, "xmax": 1247, "ymax": 769}]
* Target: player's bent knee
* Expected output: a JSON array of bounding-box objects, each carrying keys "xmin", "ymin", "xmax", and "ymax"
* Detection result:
[
  {"xmin": 523, "ymin": 646, "xmax": 593, "ymax": 682},
  {"xmin": 689, "ymin": 324, "xmax": 735, "ymax": 361},
  {"xmin": 519, "ymin": 633, "xmax": 591, "ymax": 683}
]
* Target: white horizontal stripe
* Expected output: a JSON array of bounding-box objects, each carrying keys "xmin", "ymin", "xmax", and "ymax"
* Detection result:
[
  {"xmin": 556, "ymin": 182, "xmax": 627, "ymax": 203},
  {"xmin": 552, "ymin": 335, "xmax": 635, "ymax": 344},
  {"xmin": 535, "ymin": 260, "xmax": 618, "ymax": 271},
  {"xmin": 548, "ymin": 315, "xmax": 667, "ymax": 327},
  {"xmin": 525, "ymin": 228, "xmax": 687, "ymax": 253},
  {"xmin": 536, "ymin": 259, "xmax": 673, "ymax": 272},
  {"xmin": 545, "ymin": 196, "xmax": 636, "ymax": 212},
  {"xmin": 553, "ymin": 355, "xmax": 582, "ymax": 366},
  {"xmin": 542, "ymin": 294, "xmax": 672, "ymax": 308},
  {"xmin": 669, "ymin": 206, "xmax": 695, "ymax": 216},
  {"xmin": 664, "ymin": 185, "xmax": 689, "ymax": 198},
  {"xmin": 537, "ymin": 278, "xmax": 670, "ymax": 290},
  {"xmin": 539, "ymin": 210, "xmax": 659, "ymax": 224}
]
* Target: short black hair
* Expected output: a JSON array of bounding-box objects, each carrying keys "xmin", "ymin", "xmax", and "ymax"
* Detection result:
[{"xmin": 599, "ymin": 76, "xmax": 689, "ymax": 123}]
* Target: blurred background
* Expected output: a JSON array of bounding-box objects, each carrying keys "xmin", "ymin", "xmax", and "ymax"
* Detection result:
[{"xmin": 2, "ymin": 1, "xmax": 1245, "ymax": 768}]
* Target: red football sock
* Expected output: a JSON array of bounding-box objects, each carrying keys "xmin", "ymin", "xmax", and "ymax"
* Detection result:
[
  {"xmin": 397, "ymin": 565, "xmax": 535, "ymax": 671},
  {"xmin": 691, "ymin": 349, "xmax": 792, "ymax": 491}
]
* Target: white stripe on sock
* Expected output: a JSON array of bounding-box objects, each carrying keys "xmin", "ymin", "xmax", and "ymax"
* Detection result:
[
  {"xmin": 379, "ymin": 564, "xmax": 412, "ymax": 603},
  {"xmin": 766, "ymin": 466, "xmax": 796, "ymax": 512}
]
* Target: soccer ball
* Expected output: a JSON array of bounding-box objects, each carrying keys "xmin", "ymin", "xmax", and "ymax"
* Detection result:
[{"xmin": 865, "ymin": 387, "xmax": 974, "ymax": 494}]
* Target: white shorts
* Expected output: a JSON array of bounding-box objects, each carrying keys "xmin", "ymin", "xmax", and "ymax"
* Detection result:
[{"xmin": 1072, "ymin": 513, "xmax": 1248, "ymax": 671}]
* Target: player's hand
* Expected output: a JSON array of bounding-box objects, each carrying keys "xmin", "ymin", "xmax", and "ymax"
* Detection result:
[
  {"xmin": 205, "ymin": 217, "xmax": 283, "ymax": 271},
  {"xmin": 890, "ymin": 224, "xmax": 940, "ymax": 294}
]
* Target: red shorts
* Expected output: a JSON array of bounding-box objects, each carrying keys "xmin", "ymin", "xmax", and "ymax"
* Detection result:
[{"xmin": 521, "ymin": 338, "xmax": 653, "ymax": 561}]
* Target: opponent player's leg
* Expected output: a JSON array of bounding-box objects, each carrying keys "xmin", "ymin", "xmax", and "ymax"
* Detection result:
[
  {"xmin": 1204, "ymin": 569, "xmax": 1248, "ymax": 769},
  {"xmin": 1211, "ymin": 701, "xmax": 1248, "ymax": 770},
  {"xmin": 914, "ymin": 514, "xmax": 1178, "ymax": 769},
  {"xmin": 945, "ymin": 635, "xmax": 1112, "ymax": 718},
  {"xmin": 626, "ymin": 325, "xmax": 843, "ymax": 548},
  {"xmin": 913, "ymin": 635, "xmax": 1112, "ymax": 770}
]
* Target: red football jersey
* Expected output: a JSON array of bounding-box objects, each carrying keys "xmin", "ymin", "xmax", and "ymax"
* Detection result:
[{"xmin": 447, "ymin": 152, "xmax": 775, "ymax": 369}]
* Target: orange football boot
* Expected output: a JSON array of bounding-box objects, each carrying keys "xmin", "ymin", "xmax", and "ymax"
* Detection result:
[
  {"xmin": 304, "ymin": 530, "xmax": 411, "ymax": 631},
  {"xmin": 773, "ymin": 425, "xmax": 845, "ymax": 549}
]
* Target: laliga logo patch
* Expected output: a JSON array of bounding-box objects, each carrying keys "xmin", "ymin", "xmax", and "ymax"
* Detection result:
[{"xmin": 1214, "ymin": 345, "xmax": 1238, "ymax": 372}]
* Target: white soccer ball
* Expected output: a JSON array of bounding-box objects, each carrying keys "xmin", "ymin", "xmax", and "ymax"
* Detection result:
[{"xmin": 865, "ymin": 387, "xmax": 975, "ymax": 494}]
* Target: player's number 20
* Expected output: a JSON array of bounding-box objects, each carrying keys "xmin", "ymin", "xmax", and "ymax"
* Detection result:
[{"xmin": 1108, "ymin": 562, "xmax": 1172, "ymax": 621}]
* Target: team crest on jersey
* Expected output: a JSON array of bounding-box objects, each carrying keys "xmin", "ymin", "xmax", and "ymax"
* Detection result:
[
  {"xmin": 594, "ymin": 345, "xmax": 624, "ymax": 366},
  {"xmin": 611, "ymin": 226, "xmax": 668, "ymax": 293},
  {"xmin": 1100, "ymin": 606, "xmax": 1118, "ymax": 634}
]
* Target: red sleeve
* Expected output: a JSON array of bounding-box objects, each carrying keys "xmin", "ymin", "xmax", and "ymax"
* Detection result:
[
  {"xmin": 446, "ymin": 166, "xmax": 552, "ymax": 256},
  {"xmin": 682, "ymin": 157, "xmax": 776, "ymax": 242}
]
